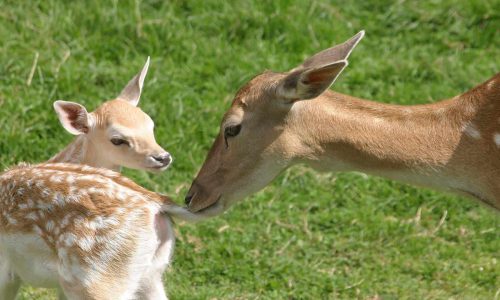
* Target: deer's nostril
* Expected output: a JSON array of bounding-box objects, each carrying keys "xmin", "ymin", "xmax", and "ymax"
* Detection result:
[{"xmin": 185, "ymin": 194, "xmax": 194, "ymax": 206}]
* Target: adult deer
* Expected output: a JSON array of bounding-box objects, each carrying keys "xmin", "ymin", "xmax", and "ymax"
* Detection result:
[
  {"xmin": 49, "ymin": 57, "xmax": 171, "ymax": 172},
  {"xmin": 185, "ymin": 31, "xmax": 500, "ymax": 217},
  {"xmin": 0, "ymin": 163, "xmax": 196, "ymax": 299}
]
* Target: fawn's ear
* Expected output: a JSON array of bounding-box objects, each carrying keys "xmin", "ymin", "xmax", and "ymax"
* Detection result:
[
  {"xmin": 117, "ymin": 56, "xmax": 150, "ymax": 106},
  {"xmin": 277, "ymin": 31, "xmax": 364, "ymax": 101},
  {"xmin": 53, "ymin": 100, "xmax": 93, "ymax": 135}
]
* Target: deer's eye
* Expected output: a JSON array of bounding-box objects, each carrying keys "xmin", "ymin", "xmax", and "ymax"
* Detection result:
[
  {"xmin": 224, "ymin": 124, "xmax": 242, "ymax": 138},
  {"xmin": 110, "ymin": 138, "xmax": 129, "ymax": 146},
  {"xmin": 224, "ymin": 124, "xmax": 242, "ymax": 148}
]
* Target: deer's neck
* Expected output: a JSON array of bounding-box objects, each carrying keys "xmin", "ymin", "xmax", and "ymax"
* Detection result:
[
  {"xmin": 291, "ymin": 74, "xmax": 500, "ymax": 206},
  {"xmin": 48, "ymin": 136, "xmax": 120, "ymax": 171}
]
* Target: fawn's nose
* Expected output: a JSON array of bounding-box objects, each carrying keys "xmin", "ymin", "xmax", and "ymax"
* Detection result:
[{"xmin": 153, "ymin": 153, "xmax": 172, "ymax": 165}]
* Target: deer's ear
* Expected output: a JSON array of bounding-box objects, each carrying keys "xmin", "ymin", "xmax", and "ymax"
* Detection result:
[
  {"xmin": 277, "ymin": 60, "xmax": 348, "ymax": 100},
  {"xmin": 299, "ymin": 30, "xmax": 364, "ymax": 69},
  {"xmin": 53, "ymin": 100, "xmax": 93, "ymax": 135},
  {"xmin": 277, "ymin": 31, "xmax": 364, "ymax": 101},
  {"xmin": 117, "ymin": 56, "xmax": 150, "ymax": 106}
]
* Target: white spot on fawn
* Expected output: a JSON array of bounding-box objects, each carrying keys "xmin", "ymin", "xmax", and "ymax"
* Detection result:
[
  {"xmin": 66, "ymin": 175, "xmax": 75, "ymax": 184},
  {"xmin": 464, "ymin": 123, "xmax": 481, "ymax": 139},
  {"xmin": 61, "ymin": 233, "xmax": 77, "ymax": 247},
  {"xmin": 60, "ymin": 214, "xmax": 72, "ymax": 228},
  {"xmin": 73, "ymin": 216, "xmax": 85, "ymax": 226},
  {"xmin": 46, "ymin": 220, "xmax": 55, "ymax": 232},
  {"xmin": 493, "ymin": 133, "xmax": 500, "ymax": 148},
  {"xmin": 54, "ymin": 194, "xmax": 67, "ymax": 206},
  {"xmin": 89, "ymin": 216, "xmax": 106, "ymax": 230},
  {"xmin": 37, "ymin": 202, "xmax": 54, "ymax": 211},
  {"xmin": 26, "ymin": 212, "xmax": 38, "ymax": 221},
  {"xmin": 35, "ymin": 181, "xmax": 45, "ymax": 189},
  {"xmin": 116, "ymin": 191, "xmax": 128, "ymax": 201},
  {"xmin": 77, "ymin": 236, "xmax": 95, "ymax": 252},
  {"xmin": 41, "ymin": 189, "xmax": 51, "ymax": 197},
  {"xmin": 50, "ymin": 175, "xmax": 64, "ymax": 183},
  {"xmin": 7, "ymin": 216, "xmax": 17, "ymax": 225}
]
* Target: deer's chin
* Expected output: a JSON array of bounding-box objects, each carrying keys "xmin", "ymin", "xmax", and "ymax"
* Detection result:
[
  {"xmin": 195, "ymin": 199, "xmax": 225, "ymax": 217},
  {"xmin": 188, "ymin": 194, "xmax": 226, "ymax": 216}
]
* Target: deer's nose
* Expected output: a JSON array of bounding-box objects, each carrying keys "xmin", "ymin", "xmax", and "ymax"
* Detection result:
[
  {"xmin": 153, "ymin": 153, "xmax": 172, "ymax": 165},
  {"xmin": 184, "ymin": 193, "xmax": 194, "ymax": 206}
]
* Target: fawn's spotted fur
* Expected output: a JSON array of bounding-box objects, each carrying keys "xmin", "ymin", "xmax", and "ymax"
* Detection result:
[{"xmin": 0, "ymin": 163, "xmax": 193, "ymax": 299}]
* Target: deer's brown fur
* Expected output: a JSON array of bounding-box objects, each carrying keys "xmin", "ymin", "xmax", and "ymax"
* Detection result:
[{"xmin": 185, "ymin": 31, "xmax": 500, "ymax": 217}]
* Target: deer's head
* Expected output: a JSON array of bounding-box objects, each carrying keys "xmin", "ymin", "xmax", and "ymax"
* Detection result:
[
  {"xmin": 185, "ymin": 31, "xmax": 364, "ymax": 216},
  {"xmin": 53, "ymin": 58, "xmax": 171, "ymax": 172}
]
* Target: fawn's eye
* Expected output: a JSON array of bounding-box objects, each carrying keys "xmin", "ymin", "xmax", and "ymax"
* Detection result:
[
  {"xmin": 224, "ymin": 124, "xmax": 242, "ymax": 138},
  {"xmin": 110, "ymin": 138, "xmax": 129, "ymax": 146}
]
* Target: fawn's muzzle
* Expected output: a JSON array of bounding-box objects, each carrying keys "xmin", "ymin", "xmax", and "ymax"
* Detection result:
[{"xmin": 152, "ymin": 152, "xmax": 172, "ymax": 166}]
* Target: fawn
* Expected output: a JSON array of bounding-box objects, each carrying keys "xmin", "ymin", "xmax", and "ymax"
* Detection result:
[
  {"xmin": 0, "ymin": 58, "xmax": 193, "ymax": 299},
  {"xmin": 0, "ymin": 163, "xmax": 196, "ymax": 299}
]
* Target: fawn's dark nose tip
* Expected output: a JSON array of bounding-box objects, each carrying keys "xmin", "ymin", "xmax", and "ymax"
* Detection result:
[
  {"xmin": 153, "ymin": 153, "xmax": 172, "ymax": 165},
  {"xmin": 185, "ymin": 193, "xmax": 193, "ymax": 206}
]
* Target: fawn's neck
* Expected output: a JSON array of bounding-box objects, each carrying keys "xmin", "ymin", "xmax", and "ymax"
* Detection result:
[
  {"xmin": 48, "ymin": 136, "xmax": 120, "ymax": 171},
  {"xmin": 292, "ymin": 74, "xmax": 500, "ymax": 206}
]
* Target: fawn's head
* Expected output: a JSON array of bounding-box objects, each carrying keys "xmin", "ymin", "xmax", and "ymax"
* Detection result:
[
  {"xmin": 185, "ymin": 31, "xmax": 364, "ymax": 216},
  {"xmin": 53, "ymin": 58, "xmax": 171, "ymax": 172}
]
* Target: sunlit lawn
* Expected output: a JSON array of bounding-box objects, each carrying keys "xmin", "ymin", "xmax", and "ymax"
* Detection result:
[{"xmin": 0, "ymin": 0, "xmax": 498, "ymax": 299}]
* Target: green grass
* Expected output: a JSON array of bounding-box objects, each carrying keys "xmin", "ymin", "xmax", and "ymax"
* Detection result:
[{"xmin": 1, "ymin": 0, "xmax": 499, "ymax": 299}]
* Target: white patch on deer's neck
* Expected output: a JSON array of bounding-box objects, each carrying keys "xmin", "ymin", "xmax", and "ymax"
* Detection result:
[
  {"xmin": 493, "ymin": 133, "xmax": 500, "ymax": 148},
  {"xmin": 487, "ymin": 80, "xmax": 495, "ymax": 90},
  {"xmin": 463, "ymin": 123, "xmax": 481, "ymax": 139}
]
